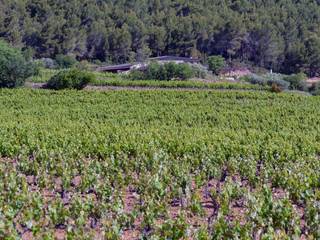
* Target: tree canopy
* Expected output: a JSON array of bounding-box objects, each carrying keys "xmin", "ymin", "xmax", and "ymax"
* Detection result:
[{"xmin": 1, "ymin": 0, "xmax": 320, "ymax": 75}]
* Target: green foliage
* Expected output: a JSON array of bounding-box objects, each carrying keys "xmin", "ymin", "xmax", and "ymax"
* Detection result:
[
  {"xmin": 175, "ymin": 63, "xmax": 194, "ymax": 80},
  {"xmin": 46, "ymin": 69, "xmax": 94, "ymax": 90},
  {"xmin": 191, "ymin": 65, "xmax": 207, "ymax": 79},
  {"xmin": 246, "ymin": 73, "xmax": 290, "ymax": 90},
  {"xmin": 39, "ymin": 58, "xmax": 57, "ymax": 69},
  {"xmin": 283, "ymin": 73, "xmax": 308, "ymax": 91},
  {"xmin": 0, "ymin": 40, "xmax": 35, "ymax": 88},
  {"xmin": 28, "ymin": 69, "xmax": 60, "ymax": 83},
  {"xmin": 0, "ymin": 89, "xmax": 319, "ymax": 238},
  {"xmin": 28, "ymin": 68, "xmax": 269, "ymax": 91},
  {"xmin": 128, "ymin": 62, "xmax": 195, "ymax": 80},
  {"xmin": 128, "ymin": 69, "xmax": 148, "ymax": 80},
  {"xmin": 93, "ymin": 78, "xmax": 268, "ymax": 90},
  {"xmin": 3, "ymin": 1, "xmax": 320, "ymax": 75},
  {"xmin": 55, "ymin": 54, "xmax": 77, "ymax": 69},
  {"xmin": 310, "ymin": 82, "xmax": 320, "ymax": 96},
  {"xmin": 265, "ymin": 73, "xmax": 290, "ymax": 90},
  {"xmin": 208, "ymin": 55, "xmax": 226, "ymax": 75},
  {"xmin": 305, "ymin": 200, "xmax": 320, "ymax": 238}
]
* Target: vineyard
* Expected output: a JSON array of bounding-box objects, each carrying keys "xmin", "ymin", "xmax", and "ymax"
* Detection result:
[{"xmin": 0, "ymin": 89, "xmax": 320, "ymax": 239}]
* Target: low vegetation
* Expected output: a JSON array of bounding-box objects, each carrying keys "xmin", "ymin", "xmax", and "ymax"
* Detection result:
[
  {"xmin": 244, "ymin": 73, "xmax": 290, "ymax": 90},
  {"xmin": 46, "ymin": 69, "xmax": 95, "ymax": 90},
  {"xmin": 92, "ymin": 78, "xmax": 269, "ymax": 91},
  {"xmin": 28, "ymin": 69, "xmax": 59, "ymax": 83},
  {"xmin": 208, "ymin": 55, "xmax": 226, "ymax": 75},
  {"xmin": 27, "ymin": 68, "xmax": 268, "ymax": 91},
  {"xmin": 55, "ymin": 55, "xmax": 78, "ymax": 69},
  {"xmin": 128, "ymin": 62, "xmax": 196, "ymax": 80},
  {"xmin": 0, "ymin": 89, "xmax": 319, "ymax": 239},
  {"xmin": 309, "ymin": 82, "xmax": 320, "ymax": 96},
  {"xmin": 283, "ymin": 73, "xmax": 308, "ymax": 91}
]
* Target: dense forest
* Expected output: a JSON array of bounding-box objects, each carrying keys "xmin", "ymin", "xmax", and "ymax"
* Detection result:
[{"xmin": 1, "ymin": 0, "xmax": 320, "ymax": 76}]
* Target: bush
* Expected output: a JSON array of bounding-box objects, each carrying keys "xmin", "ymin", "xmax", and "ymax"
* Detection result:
[
  {"xmin": 175, "ymin": 63, "xmax": 194, "ymax": 80},
  {"xmin": 265, "ymin": 73, "xmax": 290, "ymax": 90},
  {"xmin": 146, "ymin": 62, "xmax": 163, "ymax": 80},
  {"xmin": 75, "ymin": 60, "xmax": 92, "ymax": 71},
  {"xmin": 46, "ymin": 69, "xmax": 95, "ymax": 90},
  {"xmin": 208, "ymin": 55, "xmax": 226, "ymax": 75},
  {"xmin": 283, "ymin": 73, "xmax": 308, "ymax": 91},
  {"xmin": 310, "ymin": 82, "xmax": 320, "ymax": 96},
  {"xmin": 191, "ymin": 65, "xmax": 207, "ymax": 79},
  {"xmin": 127, "ymin": 70, "xmax": 146, "ymax": 80},
  {"xmin": 39, "ymin": 58, "xmax": 57, "ymax": 69},
  {"xmin": 246, "ymin": 73, "xmax": 290, "ymax": 91},
  {"xmin": 0, "ymin": 40, "xmax": 35, "ymax": 88},
  {"xmin": 245, "ymin": 74, "xmax": 266, "ymax": 85},
  {"xmin": 55, "ymin": 54, "xmax": 77, "ymax": 69},
  {"xmin": 128, "ymin": 62, "xmax": 195, "ymax": 80}
]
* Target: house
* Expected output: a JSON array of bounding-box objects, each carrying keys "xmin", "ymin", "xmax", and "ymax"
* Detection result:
[{"xmin": 96, "ymin": 56, "xmax": 200, "ymax": 73}]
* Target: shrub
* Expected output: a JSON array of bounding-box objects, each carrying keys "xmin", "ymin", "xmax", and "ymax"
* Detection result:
[
  {"xmin": 0, "ymin": 40, "xmax": 35, "ymax": 88},
  {"xmin": 191, "ymin": 65, "xmax": 207, "ymax": 79},
  {"xmin": 310, "ymin": 82, "xmax": 320, "ymax": 96},
  {"xmin": 246, "ymin": 73, "xmax": 290, "ymax": 91},
  {"xmin": 127, "ymin": 70, "xmax": 146, "ymax": 80},
  {"xmin": 46, "ymin": 69, "xmax": 94, "ymax": 90},
  {"xmin": 55, "ymin": 54, "xmax": 77, "ymax": 69},
  {"xmin": 75, "ymin": 60, "xmax": 92, "ymax": 71},
  {"xmin": 283, "ymin": 73, "xmax": 308, "ymax": 91},
  {"xmin": 265, "ymin": 73, "xmax": 290, "ymax": 90},
  {"xmin": 129, "ymin": 62, "xmax": 195, "ymax": 80},
  {"xmin": 176, "ymin": 63, "xmax": 194, "ymax": 80},
  {"xmin": 146, "ymin": 62, "xmax": 163, "ymax": 80},
  {"xmin": 246, "ymin": 74, "xmax": 266, "ymax": 85},
  {"xmin": 208, "ymin": 55, "xmax": 226, "ymax": 75},
  {"xmin": 39, "ymin": 58, "xmax": 57, "ymax": 69}
]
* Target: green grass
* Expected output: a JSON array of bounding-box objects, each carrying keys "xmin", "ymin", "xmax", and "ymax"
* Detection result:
[{"xmin": 0, "ymin": 89, "xmax": 319, "ymax": 239}]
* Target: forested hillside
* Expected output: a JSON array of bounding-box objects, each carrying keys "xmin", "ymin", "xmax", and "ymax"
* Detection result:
[{"xmin": 2, "ymin": 0, "xmax": 320, "ymax": 75}]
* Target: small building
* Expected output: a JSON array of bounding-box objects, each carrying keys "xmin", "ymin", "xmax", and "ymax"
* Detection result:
[{"xmin": 96, "ymin": 64, "xmax": 133, "ymax": 73}]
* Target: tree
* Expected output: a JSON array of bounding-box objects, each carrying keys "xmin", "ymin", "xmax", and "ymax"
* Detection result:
[
  {"xmin": 55, "ymin": 54, "xmax": 77, "ymax": 69},
  {"xmin": 304, "ymin": 33, "xmax": 320, "ymax": 77},
  {"xmin": 0, "ymin": 0, "xmax": 320, "ymax": 74},
  {"xmin": 0, "ymin": 40, "xmax": 35, "ymax": 88},
  {"xmin": 208, "ymin": 56, "xmax": 226, "ymax": 75}
]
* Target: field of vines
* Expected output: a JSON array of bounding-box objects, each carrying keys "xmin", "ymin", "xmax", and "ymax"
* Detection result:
[{"xmin": 0, "ymin": 89, "xmax": 319, "ymax": 240}]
